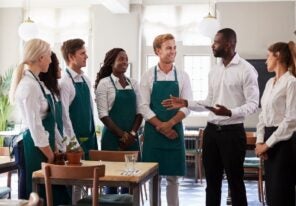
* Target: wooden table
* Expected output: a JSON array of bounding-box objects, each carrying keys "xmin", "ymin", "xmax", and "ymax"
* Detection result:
[
  {"xmin": 0, "ymin": 156, "xmax": 17, "ymax": 174},
  {"xmin": 32, "ymin": 161, "xmax": 159, "ymax": 206}
]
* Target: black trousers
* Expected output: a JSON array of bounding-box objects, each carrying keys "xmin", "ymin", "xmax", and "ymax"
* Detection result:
[
  {"xmin": 203, "ymin": 123, "xmax": 247, "ymax": 206},
  {"xmin": 264, "ymin": 127, "xmax": 296, "ymax": 206},
  {"xmin": 13, "ymin": 140, "xmax": 27, "ymax": 199}
]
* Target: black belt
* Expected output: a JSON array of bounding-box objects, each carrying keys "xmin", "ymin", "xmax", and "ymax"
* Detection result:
[{"xmin": 206, "ymin": 122, "xmax": 244, "ymax": 131}]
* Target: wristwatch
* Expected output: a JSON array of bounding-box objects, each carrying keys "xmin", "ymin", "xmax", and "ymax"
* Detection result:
[{"xmin": 130, "ymin": 130, "xmax": 137, "ymax": 137}]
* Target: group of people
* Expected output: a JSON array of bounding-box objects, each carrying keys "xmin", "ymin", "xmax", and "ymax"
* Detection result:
[{"xmin": 8, "ymin": 27, "xmax": 296, "ymax": 206}]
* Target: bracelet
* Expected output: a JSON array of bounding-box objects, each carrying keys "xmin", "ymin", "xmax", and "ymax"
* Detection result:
[{"xmin": 130, "ymin": 130, "xmax": 136, "ymax": 137}]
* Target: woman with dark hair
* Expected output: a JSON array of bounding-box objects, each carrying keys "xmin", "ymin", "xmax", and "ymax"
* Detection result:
[
  {"xmin": 255, "ymin": 41, "xmax": 296, "ymax": 205},
  {"xmin": 95, "ymin": 48, "xmax": 143, "ymax": 194},
  {"xmin": 39, "ymin": 52, "xmax": 65, "ymax": 152}
]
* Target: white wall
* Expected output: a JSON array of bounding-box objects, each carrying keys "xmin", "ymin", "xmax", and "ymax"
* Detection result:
[
  {"xmin": 217, "ymin": 1, "xmax": 295, "ymax": 59},
  {"xmin": 90, "ymin": 4, "xmax": 142, "ymax": 83},
  {"xmin": 0, "ymin": 8, "xmax": 22, "ymax": 74}
]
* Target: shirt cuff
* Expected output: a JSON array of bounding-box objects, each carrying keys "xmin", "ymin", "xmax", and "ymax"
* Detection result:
[
  {"xmin": 144, "ymin": 110, "xmax": 156, "ymax": 121},
  {"xmin": 255, "ymin": 135, "xmax": 264, "ymax": 144},
  {"xmin": 187, "ymin": 100, "xmax": 196, "ymax": 109},
  {"xmin": 180, "ymin": 107, "xmax": 190, "ymax": 117},
  {"xmin": 265, "ymin": 137, "xmax": 275, "ymax": 148},
  {"xmin": 230, "ymin": 108, "xmax": 240, "ymax": 118}
]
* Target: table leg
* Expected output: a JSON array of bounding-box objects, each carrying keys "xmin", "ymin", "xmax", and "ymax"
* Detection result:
[
  {"xmin": 152, "ymin": 173, "xmax": 159, "ymax": 206},
  {"xmin": 132, "ymin": 184, "xmax": 140, "ymax": 206}
]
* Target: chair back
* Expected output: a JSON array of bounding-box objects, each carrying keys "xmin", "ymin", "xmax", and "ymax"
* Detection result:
[
  {"xmin": 246, "ymin": 132, "xmax": 256, "ymax": 150},
  {"xmin": 89, "ymin": 150, "xmax": 139, "ymax": 162},
  {"xmin": 0, "ymin": 147, "xmax": 10, "ymax": 156},
  {"xmin": 42, "ymin": 163, "xmax": 105, "ymax": 206}
]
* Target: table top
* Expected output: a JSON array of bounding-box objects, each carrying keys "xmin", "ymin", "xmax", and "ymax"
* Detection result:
[
  {"xmin": 0, "ymin": 130, "xmax": 21, "ymax": 137},
  {"xmin": 0, "ymin": 199, "xmax": 28, "ymax": 205},
  {"xmin": 33, "ymin": 161, "xmax": 158, "ymax": 183}
]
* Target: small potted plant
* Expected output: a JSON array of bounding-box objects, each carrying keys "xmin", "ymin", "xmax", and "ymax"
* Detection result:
[{"xmin": 63, "ymin": 136, "xmax": 83, "ymax": 165}]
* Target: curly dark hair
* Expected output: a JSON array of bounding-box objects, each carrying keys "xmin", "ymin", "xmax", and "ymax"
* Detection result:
[
  {"xmin": 39, "ymin": 52, "xmax": 60, "ymax": 97},
  {"xmin": 94, "ymin": 48, "xmax": 125, "ymax": 89}
]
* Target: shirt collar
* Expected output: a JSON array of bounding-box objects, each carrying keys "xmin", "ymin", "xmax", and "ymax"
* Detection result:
[
  {"xmin": 277, "ymin": 71, "xmax": 290, "ymax": 83},
  {"xmin": 111, "ymin": 73, "xmax": 119, "ymax": 82},
  {"xmin": 156, "ymin": 64, "xmax": 175, "ymax": 74},
  {"xmin": 67, "ymin": 67, "xmax": 84, "ymax": 79},
  {"xmin": 218, "ymin": 53, "xmax": 240, "ymax": 68}
]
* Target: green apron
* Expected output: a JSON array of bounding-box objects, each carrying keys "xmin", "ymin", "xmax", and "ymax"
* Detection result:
[
  {"xmin": 101, "ymin": 76, "xmax": 140, "ymax": 151},
  {"xmin": 142, "ymin": 66, "xmax": 185, "ymax": 176},
  {"xmin": 66, "ymin": 69, "xmax": 97, "ymax": 160},
  {"xmin": 23, "ymin": 72, "xmax": 71, "ymax": 204}
]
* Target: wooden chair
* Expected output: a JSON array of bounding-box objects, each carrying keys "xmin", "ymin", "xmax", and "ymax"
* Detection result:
[
  {"xmin": 184, "ymin": 129, "xmax": 204, "ymax": 184},
  {"xmin": 243, "ymin": 132, "xmax": 265, "ymax": 204},
  {"xmin": 89, "ymin": 150, "xmax": 147, "ymax": 205},
  {"xmin": 0, "ymin": 147, "xmax": 13, "ymax": 199},
  {"xmin": 89, "ymin": 150, "xmax": 139, "ymax": 162},
  {"xmin": 42, "ymin": 163, "xmax": 133, "ymax": 206}
]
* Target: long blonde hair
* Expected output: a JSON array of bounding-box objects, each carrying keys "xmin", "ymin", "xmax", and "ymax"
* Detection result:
[{"xmin": 9, "ymin": 39, "xmax": 51, "ymax": 104}]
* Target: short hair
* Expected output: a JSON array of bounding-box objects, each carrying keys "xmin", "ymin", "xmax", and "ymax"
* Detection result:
[
  {"xmin": 153, "ymin": 33, "xmax": 175, "ymax": 55},
  {"xmin": 217, "ymin": 28, "xmax": 237, "ymax": 45},
  {"xmin": 61, "ymin": 38, "xmax": 85, "ymax": 64}
]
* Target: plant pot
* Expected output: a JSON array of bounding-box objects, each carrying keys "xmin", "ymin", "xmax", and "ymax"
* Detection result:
[{"xmin": 66, "ymin": 151, "xmax": 83, "ymax": 165}]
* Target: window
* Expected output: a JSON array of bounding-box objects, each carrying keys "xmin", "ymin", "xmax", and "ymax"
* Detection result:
[
  {"xmin": 146, "ymin": 55, "xmax": 159, "ymax": 70},
  {"xmin": 184, "ymin": 55, "xmax": 210, "ymax": 100}
]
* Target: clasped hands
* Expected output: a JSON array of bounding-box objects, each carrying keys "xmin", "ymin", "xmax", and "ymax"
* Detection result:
[
  {"xmin": 119, "ymin": 131, "xmax": 136, "ymax": 150},
  {"xmin": 156, "ymin": 121, "xmax": 178, "ymax": 140},
  {"xmin": 255, "ymin": 143, "xmax": 269, "ymax": 160}
]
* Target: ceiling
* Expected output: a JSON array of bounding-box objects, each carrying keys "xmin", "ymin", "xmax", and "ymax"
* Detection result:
[{"xmin": 0, "ymin": 0, "xmax": 293, "ymax": 13}]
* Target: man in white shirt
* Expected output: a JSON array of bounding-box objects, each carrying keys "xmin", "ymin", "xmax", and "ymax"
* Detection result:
[
  {"xmin": 162, "ymin": 28, "xmax": 259, "ymax": 206},
  {"xmin": 140, "ymin": 33, "xmax": 193, "ymax": 206},
  {"xmin": 60, "ymin": 38, "xmax": 97, "ymax": 159}
]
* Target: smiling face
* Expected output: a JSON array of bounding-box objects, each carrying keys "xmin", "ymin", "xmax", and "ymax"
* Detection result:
[
  {"xmin": 156, "ymin": 39, "xmax": 176, "ymax": 64},
  {"xmin": 266, "ymin": 51, "xmax": 278, "ymax": 72},
  {"xmin": 112, "ymin": 51, "xmax": 128, "ymax": 75}
]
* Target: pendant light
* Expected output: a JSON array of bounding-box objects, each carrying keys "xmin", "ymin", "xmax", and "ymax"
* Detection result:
[
  {"xmin": 199, "ymin": 0, "xmax": 220, "ymax": 39},
  {"xmin": 18, "ymin": 0, "xmax": 39, "ymax": 41}
]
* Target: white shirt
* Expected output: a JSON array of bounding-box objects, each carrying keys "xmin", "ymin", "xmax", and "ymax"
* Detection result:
[
  {"xmin": 188, "ymin": 53, "xmax": 259, "ymax": 125},
  {"xmin": 15, "ymin": 70, "xmax": 62, "ymax": 148},
  {"xmin": 95, "ymin": 74, "xmax": 142, "ymax": 119},
  {"xmin": 59, "ymin": 68, "xmax": 93, "ymax": 140},
  {"xmin": 140, "ymin": 65, "xmax": 193, "ymax": 120},
  {"xmin": 256, "ymin": 71, "xmax": 296, "ymax": 147}
]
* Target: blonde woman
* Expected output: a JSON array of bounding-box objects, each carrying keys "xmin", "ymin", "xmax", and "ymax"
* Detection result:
[
  {"xmin": 255, "ymin": 41, "xmax": 296, "ymax": 205},
  {"xmin": 9, "ymin": 39, "xmax": 70, "ymax": 204}
]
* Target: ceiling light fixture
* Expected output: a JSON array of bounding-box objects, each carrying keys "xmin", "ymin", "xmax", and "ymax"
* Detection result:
[
  {"xmin": 18, "ymin": 0, "xmax": 39, "ymax": 41},
  {"xmin": 199, "ymin": 0, "xmax": 220, "ymax": 39}
]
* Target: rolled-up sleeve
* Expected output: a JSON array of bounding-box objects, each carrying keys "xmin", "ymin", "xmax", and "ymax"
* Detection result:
[
  {"xmin": 179, "ymin": 71, "xmax": 192, "ymax": 117},
  {"xmin": 95, "ymin": 80, "xmax": 109, "ymax": 119}
]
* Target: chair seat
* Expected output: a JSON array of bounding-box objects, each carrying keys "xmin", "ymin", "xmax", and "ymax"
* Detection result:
[
  {"xmin": 244, "ymin": 157, "xmax": 260, "ymax": 167},
  {"xmin": 0, "ymin": 186, "xmax": 10, "ymax": 198},
  {"xmin": 77, "ymin": 194, "xmax": 133, "ymax": 206}
]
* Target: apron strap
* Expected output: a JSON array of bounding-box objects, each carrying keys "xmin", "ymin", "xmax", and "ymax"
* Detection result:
[
  {"xmin": 28, "ymin": 70, "xmax": 47, "ymax": 97},
  {"xmin": 154, "ymin": 65, "xmax": 178, "ymax": 82},
  {"xmin": 66, "ymin": 69, "xmax": 87, "ymax": 84},
  {"xmin": 110, "ymin": 75, "xmax": 134, "ymax": 91}
]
